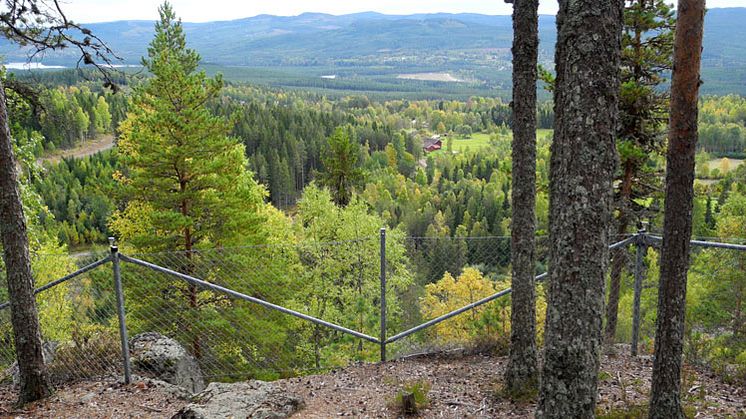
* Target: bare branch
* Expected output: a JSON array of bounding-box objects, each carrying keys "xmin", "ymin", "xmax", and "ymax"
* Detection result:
[{"xmin": 1, "ymin": 0, "xmax": 123, "ymax": 90}]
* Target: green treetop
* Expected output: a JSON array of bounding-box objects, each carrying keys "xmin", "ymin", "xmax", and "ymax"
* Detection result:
[
  {"xmin": 112, "ymin": 1, "xmax": 267, "ymax": 252},
  {"xmin": 317, "ymin": 126, "xmax": 364, "ymax": 207}
]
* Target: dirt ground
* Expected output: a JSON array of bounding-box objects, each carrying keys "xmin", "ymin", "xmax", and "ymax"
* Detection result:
[
  {"xmin": 279, "ymin": 348, "xmax": 746, "ymax": 418},
  {"xmin": 1, "ymin": 347, "xmax": 744, "ymax": 418}
]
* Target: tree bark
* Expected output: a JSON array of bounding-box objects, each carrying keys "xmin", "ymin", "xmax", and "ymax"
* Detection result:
[
  {"xmin": 0, "ymin": 80, "xmax": 52, "ymax": 404},
  {"xmin": 648, "ymin": 1, "xmax": 705, "ymax": 418},
  {"xmin": 605, "ymin": 160, "xmax": 634, "ymax": 342},
  {"xmin": 536, "ymin": 1, "xmax": 623, "ymax": 417},
  {"xmin": 505, "ymin": 0, "xmax": 539, "ymax": 395},
  {"xmin": 182, "ymin": 204, "xmax": 202, "ymax": 360}
]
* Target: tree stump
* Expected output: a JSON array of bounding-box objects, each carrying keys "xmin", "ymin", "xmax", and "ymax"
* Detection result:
[{"xmin": 401, "ymin": 391, "xmax": 417, "ymax": 414}]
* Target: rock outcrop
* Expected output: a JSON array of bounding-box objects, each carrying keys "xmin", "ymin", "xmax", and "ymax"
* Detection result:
[
  {"xmin": 173, "ymin": 381, "xmax": 304, "ymax": 419},
  {"xmin": 130, "ymin": 332, "xmax": 205, "ymax": 394}
]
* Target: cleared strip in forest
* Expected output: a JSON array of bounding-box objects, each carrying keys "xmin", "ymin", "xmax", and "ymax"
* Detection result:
[{"xmin": 36, "ymin": 134, "xmax": 115, "ymax": 166}]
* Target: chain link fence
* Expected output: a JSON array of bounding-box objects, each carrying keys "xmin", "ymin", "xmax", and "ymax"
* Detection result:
[
  {"xmin": 120, "ymin": 236, "xmax": 386, "ymax": 382},
  {"xmin": 388, "ymin": 235, "xmax": 549, "ymax": 358},
  {"xmin": 0, "ymin": 251, "xmax": 118, "ymax": 385},
  {"xmin": 617, "ymin": 235, "xmax": 746, "ymax": 362},
  {"xmin": 0, "ymin": 231, "xmax": 743, "ymax": 393}
]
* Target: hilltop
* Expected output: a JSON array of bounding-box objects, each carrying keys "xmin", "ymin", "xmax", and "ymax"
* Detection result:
[{"xmin": 2, "ymin": 347, "xmax": 744, "ymax": 418}]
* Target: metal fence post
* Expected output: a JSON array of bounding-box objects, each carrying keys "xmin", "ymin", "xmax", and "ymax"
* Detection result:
[
  {"xmin": 110, "ymin": 237, "xmax": 132, "ymax": 384},
  {"xmin": 631, "ymin": 229, "xmax": 646, "ymax": 357},
  {"xmin": 380, "ymin": 227, "xmax": 387, "ymax": 362}
]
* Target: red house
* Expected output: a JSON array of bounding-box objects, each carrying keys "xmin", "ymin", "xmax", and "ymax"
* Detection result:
[{"xmin": 423, "ymin": 135, "xmax": 442, "ymax": 153}]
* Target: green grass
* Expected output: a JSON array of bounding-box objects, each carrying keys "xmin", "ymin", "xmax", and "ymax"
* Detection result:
[
  {"xmin": 431, "ymin": 129, "xmax": 554, "ymax": 155},
  {"xmin": 391, "ymin": 380, "xmax": 431, "ymax": 414},
  {"xmin": 450, "ymin": 133, "xmax": 493, "ymax": 152}
]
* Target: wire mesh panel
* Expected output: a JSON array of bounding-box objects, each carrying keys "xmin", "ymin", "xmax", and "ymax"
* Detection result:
[
  {"xmin": 684, "ymin": 242, "xmax": 745, "ymax": 374},
  {"xmin": 0, "ymin": 232, "xmax": 739, "ymax": 392},
  {"xmin": 388, "ymin": 236, "xmax": 550, "ymax": 358},
  {"xmin": 0, "ymin": 251, "xmax": 116, "ymax": 385},
  {"xmin": 613, "ymin": 237, "xmax": 746, "ymax": 363},
  {"xmin": 119, "ymin": 236, "xmax": 386, "ymax": 382}
]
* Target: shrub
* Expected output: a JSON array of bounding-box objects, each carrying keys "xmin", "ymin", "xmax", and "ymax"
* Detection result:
[{"xmin": 48, "ymin": 324, "xmax": 120, "ymax": 384}]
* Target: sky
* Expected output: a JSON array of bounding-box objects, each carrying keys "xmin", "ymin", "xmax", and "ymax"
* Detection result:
[{"xmin": 63, "ymin": 0, "xmax": 746, "ymax": 23}]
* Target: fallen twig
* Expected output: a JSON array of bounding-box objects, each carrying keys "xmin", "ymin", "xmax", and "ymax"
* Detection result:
[{"xmin": 138, "ymin": 404, "xmax": 164, "ymax": 413}]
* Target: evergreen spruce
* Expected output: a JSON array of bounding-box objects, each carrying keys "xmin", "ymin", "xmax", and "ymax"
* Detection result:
[{"xmin": 606, "ymin": 0, "xmax": 675, "ymax": 342}]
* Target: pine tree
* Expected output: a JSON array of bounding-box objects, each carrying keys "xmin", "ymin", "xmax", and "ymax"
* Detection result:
[
  {"xmin": 536, "ymin": 0, "xmax": 624, "ymax": 417},
  {"xmin": 0, "ymin": 78, "xmax": 52, "ymax": 405},
  {"xmin": 317, "ymin": 127, "xmax": 363, "ymax": 206},
  {"xmin": 606, "ymin": 0, "xmax": 675, "ymax": 342},
  {"xmin": 0, "ymin": 0, "xmax": 118, "ymax": 404},
  {"xmin": 504, "ymin": 0, "xmax": 540, "ymax": 396},
  {"xmin": 113, "ymin": 2, "xmax": 267, "ymax": 358},
  {"xmin": 649, "ymin": 1, "xmax": 705, "ymax": 417}
]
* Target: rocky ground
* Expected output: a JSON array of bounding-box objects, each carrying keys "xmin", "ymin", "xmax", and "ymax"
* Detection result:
[
  {"xmin": 0, "ymin": 346, "xmax": 743, "ymax": 418},
  {"xmin": 0, "ymin": 377, "xmax": 189, "ymax": 418},
  {"xmin": 278, "ymin": 347, "xmax": 746, "ymax": 418}
]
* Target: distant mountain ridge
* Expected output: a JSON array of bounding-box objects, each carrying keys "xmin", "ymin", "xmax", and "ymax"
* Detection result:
[{"xmin": 2, "ymin": 9, "xmax": 745, "ymax": 95}]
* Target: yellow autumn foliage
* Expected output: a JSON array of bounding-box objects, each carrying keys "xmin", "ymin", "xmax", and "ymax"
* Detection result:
[
  {"xmin": 421, "ymin": 268, "xmax": 500, "ymax": 343},
  {"xmin": 420, "ymin": 267, "xmax": 548, "ymax": 348}
]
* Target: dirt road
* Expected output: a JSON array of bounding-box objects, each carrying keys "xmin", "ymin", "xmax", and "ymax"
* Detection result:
[{"xmin": 37, "ymin": 134, "xmax": 116, "ymax": 166}]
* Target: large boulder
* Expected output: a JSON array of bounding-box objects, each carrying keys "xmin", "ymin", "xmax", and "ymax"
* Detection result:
[
  {"xmin": 173, "ymin": 381, "xmax": 304, "ymax": 419},
  {"xmin": 130, "ymin": 332, "xmax": 205, "ymax": 394}
]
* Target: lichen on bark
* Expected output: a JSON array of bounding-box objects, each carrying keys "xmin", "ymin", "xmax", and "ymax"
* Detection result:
[
  {"xmin": 504, "ymin": 0, "xmax": 540, "ymax": 396},
  {"xmin": 536, "ymin": 1, "xmax": 624, "ymax": 417}
]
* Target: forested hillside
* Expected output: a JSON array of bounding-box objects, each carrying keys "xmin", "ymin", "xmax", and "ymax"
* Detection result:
[
  {"xmin": 9, "ymin": 66, "xmax": 744, "ymax": 248},
  {"xmin": 3, "ymin": 9, "xmax": 746, "ymax": 97}
]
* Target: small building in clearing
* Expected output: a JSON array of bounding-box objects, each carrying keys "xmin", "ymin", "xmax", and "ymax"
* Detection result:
[{"xmin": 424, "ymin": 135, "xmax": 443, "ymax": 153}]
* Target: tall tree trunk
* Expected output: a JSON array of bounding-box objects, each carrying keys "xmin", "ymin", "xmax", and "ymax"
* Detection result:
[
  {"xmin": 605, "ymin": 160, "xmax": 634, "ymax": 342},
  {"xmin": 180, "ymin": 187, "xmax": 201, "ymax": 360},
  {"xmin": 648, "ymin": 1, "xmax": 705, "ymax": 417},
  {"xmin": 0, "ymin": 80, "xmax": 52, "ymax": 404},
  {"xmin": 504, "ymin": 0, "xmax": 539, "ymax": 395},
  {"xmin": 537, "ymin": 1, "xmax": 623, "ymax": 417}
]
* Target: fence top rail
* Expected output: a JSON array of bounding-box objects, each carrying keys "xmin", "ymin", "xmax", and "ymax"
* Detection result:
[
  {"xmin": 647, "ymin": 230, "xmax": 746, "ymax": 244},
  {"xmin": 646, "ymin": 234, "xmax": 746, "ymax": 251},
  {"xmin": 0, "ymin": 255, "xmax": 111, "ymax": 311},
  {"xmin": 610, "ymin": 235, "xmax": 638, "ymax": 250},
  {"xmin": 119, "ymin": 254, "xmax": 381, "ymax": 344},
  {"xmin": 405, "ymin": 235, "xmax": 516, "ymax": 240}
]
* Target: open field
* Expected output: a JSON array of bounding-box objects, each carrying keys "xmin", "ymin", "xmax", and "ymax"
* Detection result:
[
  {"xmin": 450, "ymin": 132, "xmax": 493, "ymax": 152},
  {"xmin": 707, "ymin": 157, "xmax": 744, "ymax": 174},
  {"xmin": 397, "ymin": 73, "xmax": 464, "ymax": 82},
  {"xmin": 431, "ymin": 129, "xmax": 554, "ymax": 155}
]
